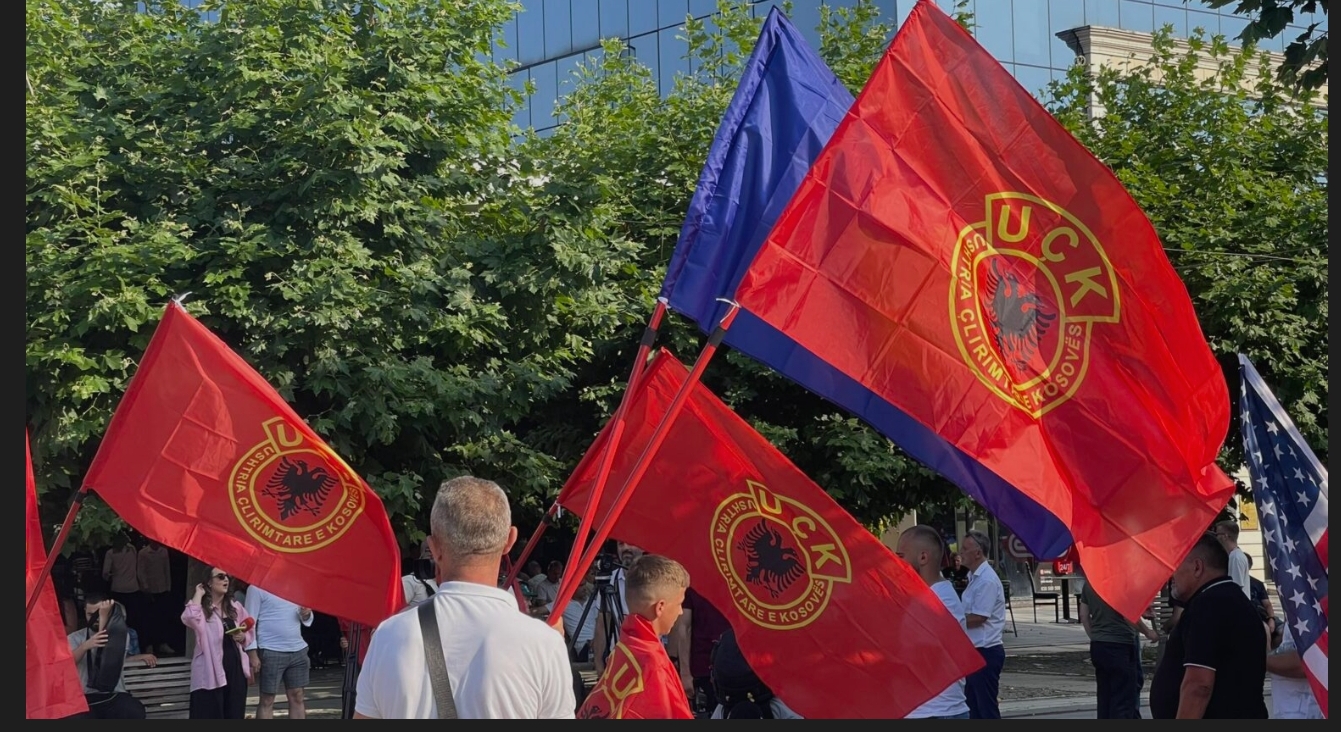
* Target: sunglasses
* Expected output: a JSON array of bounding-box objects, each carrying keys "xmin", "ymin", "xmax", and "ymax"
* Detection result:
[{"xmin": 212, "ymin": 573, "xmax": 230, "ymax": 581}]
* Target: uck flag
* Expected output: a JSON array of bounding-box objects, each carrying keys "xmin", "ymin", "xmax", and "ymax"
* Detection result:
[
  {"xmin": 26, "ymin": 433, "xmax": 90, "ymax": 720},
  {"xmin": 557, "ymin": 350, "xmax": 984, "ymax": 719},
  {"xmin": 1240, "ymin": 354, "xmax": 1328, "ymax": 716},
  {"xmin": 659, "ymin": 6, "xmax": 1072, "ymax": 561},
  {"xmin": 732, "ymin": 0, "xmax": 1234, "ymax": 622},
  {"xmin": 81, "ymin": 302, "xmax": 403, "ymax": 628}
]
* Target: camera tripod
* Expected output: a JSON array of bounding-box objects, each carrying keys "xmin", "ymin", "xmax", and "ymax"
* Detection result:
[{"xmin": 569, "ymin": 569, "xmax": 626, "ymax": 662}]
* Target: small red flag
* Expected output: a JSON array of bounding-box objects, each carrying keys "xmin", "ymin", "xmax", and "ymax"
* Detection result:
[
  {"xmin": 26, "ymin": 432, "xmax": 89, "ymax": 719},
  {"xmin": 733, "ymin": 0, "xmax": 1233, "ymax": 621},
  {"xmin": 82, "ymin": 302, "xmax": 403, "ymax": 627},
  {"xmin": 558, "ymin": 351, "xmax": 984, "ymax": 719}
]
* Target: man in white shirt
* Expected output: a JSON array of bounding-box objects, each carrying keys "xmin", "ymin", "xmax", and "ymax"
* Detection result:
[
  {"xmin": 896, "ymin": 525, "xmax": 972, "ymax": 719},
  {"xmin": 1266, "ymin": 626, "xmax": 1324, "ymax": 719},
  {"xmin": 244, "ymin": 584, "xmax": 315, "ymax": 719},
  {"xmin": 959, "ymin": 530, "xmax": 1007, "ymax": 719},
  {"xmin": 354, "ymin": 475, "xmax": 575, "ymax": 719},
  {"xmin": 1213, "ymin": 521, "xmax": 1252, "ymax": 599},
  {"xmin": 591, "ymin": 540, "xmax": 644, "ymax": 674},
  {"xmin": 532, "ymin": 560, "xmax": 563, "ymax": 605}
]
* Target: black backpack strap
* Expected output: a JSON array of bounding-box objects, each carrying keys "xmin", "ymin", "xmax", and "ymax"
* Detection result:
[{"xmin": 417, "ymin": 601, "xmax": 458, "ymax": 719}]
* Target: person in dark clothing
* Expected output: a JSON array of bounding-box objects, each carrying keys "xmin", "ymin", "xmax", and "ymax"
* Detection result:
[
  {"xmin": 670, "ymin": 587, "xmax": 732, "ymax": 717},
  {"xmin": 1149, "ymin": 533, "xmax": 1268, "ymax": 719},
  {"xmin": 1079, "ymin": 581, "xmax": 1159, "ymax": 718}
]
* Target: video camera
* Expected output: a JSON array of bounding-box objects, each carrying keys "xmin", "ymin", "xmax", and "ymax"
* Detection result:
[{"xmin": 593, "ymin": 552, "xmax": 623, "ymax": 580}]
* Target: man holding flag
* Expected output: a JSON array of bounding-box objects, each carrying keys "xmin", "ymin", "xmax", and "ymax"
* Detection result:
[{"xmin": 1239, "ymin": 354, "xmax": 1328, "ymax": 718}]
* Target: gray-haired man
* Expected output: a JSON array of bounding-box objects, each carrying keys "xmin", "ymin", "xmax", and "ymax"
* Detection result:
[
  {"xmin": 959, "ymin": 530, "xmax": 1007, "ymax": 719},
  {"xmin": 354, "ymin": 476, "xmax": 575, "ymax": 719}
]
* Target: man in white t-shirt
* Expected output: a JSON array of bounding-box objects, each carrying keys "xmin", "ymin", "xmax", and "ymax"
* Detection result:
[
  {"xmin": 244, "ymin": 585, "xmax": 315, "ymax": 719},
  {"xmin": 959, "ymin": 530, "xmax": 1007, "ymax": 719},
  {"xmin": 1214, "ymin": 521, "xmax": 1252, "ymax": 599},
  {"xmin": 896, "ymin": 525, "xmax": 972, "ymax": 719},
  {"xmin": 1266, "ymin": 625, "xmax": 1324, "ymax": 719},
  {"xmin": 354, "ymin": 476, "xmax": 575, "ymax": 719}
]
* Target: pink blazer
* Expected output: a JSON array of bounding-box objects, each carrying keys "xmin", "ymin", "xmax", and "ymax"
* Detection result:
[{"xmin": 181, "ymin": 599, "xmax": 255, "ymax": 691}]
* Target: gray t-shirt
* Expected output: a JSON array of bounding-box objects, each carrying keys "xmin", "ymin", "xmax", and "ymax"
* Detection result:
[
  {"xmin": 66, "ymin": 628, "xmax": 127, "ymax": 693},
  {"xmin": 1079, "ymin": 582, "xmax": 1137, "ymax": 645}
]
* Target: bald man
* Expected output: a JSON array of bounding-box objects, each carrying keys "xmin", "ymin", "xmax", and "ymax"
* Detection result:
[{"xmin": 895, "ymin": 526, "xmax": 972, "ymax": 719}]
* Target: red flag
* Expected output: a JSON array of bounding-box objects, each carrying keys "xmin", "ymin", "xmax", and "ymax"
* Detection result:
[
  {"xmin": 733, "ymin": 0, "xmax": 1233, "ymax": 622},
  {"xmin": 577, "ymin": 615, "xmax": 694, "ymax": 719},
  {"xmin": 81, "ymin": 302, "xmax": 403, "ymax": 627},
  {"xmin": 26, "ymin": 433, "xmax": 89, "ymax": 719},
  {"xmin": 558, "ymin": 350, "xmax": 984, "ymax": 719}
]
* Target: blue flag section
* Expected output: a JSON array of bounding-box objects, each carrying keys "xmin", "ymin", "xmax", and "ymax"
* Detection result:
[{"xmin": 659, "ymin": 7, "xmax": 1073, "ymax": 559}]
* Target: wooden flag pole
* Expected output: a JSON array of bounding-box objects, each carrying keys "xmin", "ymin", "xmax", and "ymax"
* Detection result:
[{"xmin": 549, "ymin": 303, "xmax": 739, "ymax": 622}]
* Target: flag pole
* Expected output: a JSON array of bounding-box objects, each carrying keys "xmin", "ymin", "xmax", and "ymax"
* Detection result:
[
  {"xmin": 503, "ymin": 503, "xmax": 560, "ymax": 589},
  {"xmin": 552, "ymin": 298, "xmax": 668, "ymax": 607},
  {"xmin": 25, "ymin": 486, "xmax": 90, "ymax": 623},
  {"xmin": 550, "ymin": 302, "xmax": 740, "ymax": 621}
]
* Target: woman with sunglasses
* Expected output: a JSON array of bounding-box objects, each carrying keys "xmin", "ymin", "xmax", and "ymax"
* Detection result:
[{"xmin": 182, "ymin": 567, "xmax": 256, "ymax": 718}]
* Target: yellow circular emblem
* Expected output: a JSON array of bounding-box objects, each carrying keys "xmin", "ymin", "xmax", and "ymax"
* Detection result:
[
  {"xmin": 710, "ymin": 480, "xmax": 852, "ymax": 631},
  {"xmin": 949, "ymin": 193, "xmax": 1120, "ymax": 418},
  {"xmin": 228, "ymin": 417, "xmax": 366, "ymax": 553}
]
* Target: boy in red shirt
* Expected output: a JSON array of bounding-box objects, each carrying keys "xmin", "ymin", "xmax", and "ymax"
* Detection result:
[{"xmin": 578, "ymin": 555, "xmax": 693, "ymax": 719}]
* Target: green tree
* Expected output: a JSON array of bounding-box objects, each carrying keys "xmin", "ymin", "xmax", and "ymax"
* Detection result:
[
  {"xmin": 1201, "ymin": 0, "xmax": 1328, "ymax": 91},
  {"xmin": 26, "ymin": 0, "xmax": 643, "ymax": 549},
  {"xmin": 1046, "ymin": 28, "xmax": 1328, "ymax": 472}
]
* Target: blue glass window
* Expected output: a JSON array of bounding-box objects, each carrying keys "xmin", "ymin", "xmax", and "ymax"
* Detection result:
[
  {"xmin": 517, "ymin": 3, "xmax": 547, "ymax": 65},
  {"xmin": 545, "ymin": 0, "xmax": 574, "ymax": 58},
  {"xmin": 1220, "ymin": 13, "xmax": 1249, "ymax": 44},
  {"xmin": 1119, "ymin": 0, "xmax": 1153, "ymax": 33},
  {"xmin": 1013, "ymin": 64, "xmax": 1053, "ymax": 99},
  {"xmin": 690, "ymin": 0, "xmax": 716, "ymax": 17},
  {"xmin": 1084, "ymin": 0, "xmax": 1119, "ymax": 27},
  {"xmin": 570, "ymin": 0, "xmax": 601, "ymax": 48},
  {"xmin": 659, "ymin": 0, "xmax": 689, "ymax": 28},
  {"xmin": 600, "ymin": 0, "xmax": 629, "ymax": 37},
  {"xmin": 630, "ymin": 0, "xmax": 658, "ymax": 35},
  {"xmin": 1153, "ymin": 3, "xmax": 1188, "ymax": 37},
  {"xmin": 973, "ymin": 0, "xmax": 1014, "ymax": 62},
  {"xmin": 788, "ymin": 0, "xmax": 824, "ymax": 47},
  {"xmin": 1012, "ymin": 0, "xmax": 1050, "ymax": 67},
  {"xmin": 530, "ymin": 60, "xmax": 559, "ymax": 128},
  {"xmin": 1187, "ymin": 9, "xmax": 1219, "ymax": 36},
  {"xmin": 1050, "ymin": 0, "xmax": 1085, "ymax": 69},
  {"xmin": 659, "ymin": 26, "xmax": 689, "ymax": 94},
  {"xmin": 626, "ymin": 30, "xmax": 657, "ymax": 65}
]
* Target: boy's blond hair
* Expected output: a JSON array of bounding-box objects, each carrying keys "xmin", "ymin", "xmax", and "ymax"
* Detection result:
[{"xmin": 624, "ymin": 554, "xmax": 691, "ymax": 612}]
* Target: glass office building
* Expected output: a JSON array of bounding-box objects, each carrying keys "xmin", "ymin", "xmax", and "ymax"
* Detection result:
[{"xmin": 495, "ymin": 0, "xmax": 1327, "ymax": 134}]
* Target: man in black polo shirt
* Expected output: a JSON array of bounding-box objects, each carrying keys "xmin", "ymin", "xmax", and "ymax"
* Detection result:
[{"xmin": 1149, "ymin": 533, "xmax": 1268, "ymax": 718}]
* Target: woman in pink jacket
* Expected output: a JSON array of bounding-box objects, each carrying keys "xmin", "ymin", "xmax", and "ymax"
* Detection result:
[{"xmin": 181, "ymin": 567, "xmax": 255, "ymax": 718}]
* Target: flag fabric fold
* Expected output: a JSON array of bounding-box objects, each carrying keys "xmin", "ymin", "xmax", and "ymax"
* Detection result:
[
  {"xmin": 732, "ymin": 0, "xmax": 1233, "ymax": 621},
  {"xmin": 81, "ymin": 302, "xmax": 403, "ymax": 628},
  {"xmin": 27, "ymin": 432, "xmax": 90, "ymax": 720},
  {"xmin": 557, "ymin": 350, "xmax": 984, "ymax": 719},
  {"xmin": 660, "ymin": 5, "xmax": 1073, "ymax": 561},
  {"xmin": 1239, "ymin": 354, "xmax": 1328, "ymax": 717}
]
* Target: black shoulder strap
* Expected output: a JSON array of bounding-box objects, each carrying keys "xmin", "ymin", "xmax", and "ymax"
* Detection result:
[{"xmin": 417, "ymin": 601, "xmax": 458, "ymax": 719}]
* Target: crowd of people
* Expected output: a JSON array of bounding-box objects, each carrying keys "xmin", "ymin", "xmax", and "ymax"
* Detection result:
[{"xmin": 51, "ymin": 476, "xmax": 1316, "ymax": 720}]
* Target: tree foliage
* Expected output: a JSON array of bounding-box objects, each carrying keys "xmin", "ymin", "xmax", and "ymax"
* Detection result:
[
  {"xmin": 27, "ymin": 1, "xmax": 1326, "ymax": 551},
  {"xmin": 1046, "ymin": 28, "xmax": 1328, "ymax": 471},
  {"xmin": 1201, "ymin": 0, "xmax": 1329, "ymax": 91}
]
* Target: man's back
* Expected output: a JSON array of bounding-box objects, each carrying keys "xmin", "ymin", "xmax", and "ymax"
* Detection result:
[
  {"xmin": 906, "ymin": 580, "xmax": 971, "ymax": 718},
  {"xmin": 1149, "ymin": 578, "xmax": 1267, "ymax": 718},
  {"xmin": 355, "ymin": 581, "xmax": 575, "ymax": 719}
]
